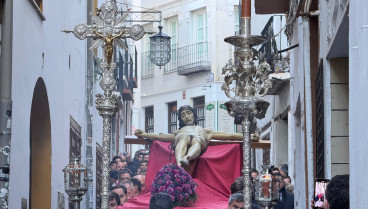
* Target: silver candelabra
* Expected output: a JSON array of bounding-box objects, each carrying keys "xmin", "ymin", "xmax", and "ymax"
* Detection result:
[{"xmin": 222, "ymin": 15, "xmax": 272, "ymax": 209}]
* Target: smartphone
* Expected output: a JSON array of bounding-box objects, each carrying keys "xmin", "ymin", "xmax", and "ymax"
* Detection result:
[{"xmin": 313, "ymin": 178, "xmax": 330, "ymax": 209}]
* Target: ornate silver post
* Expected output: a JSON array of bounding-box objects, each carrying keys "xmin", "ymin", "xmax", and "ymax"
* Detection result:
[
  {"xmin": 63, "ymin": 0, "xmax": 153, "ymax": 208},
  {"xmin": 222, "ymin": 1, "xmax": 272, "ymax": 208},
  {"xmin": 242, "ymin": 116, "xmax": 252, "ymax": 208}
]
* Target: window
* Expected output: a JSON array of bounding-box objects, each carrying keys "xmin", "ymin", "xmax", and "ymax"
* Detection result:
[
  {"xmin": 168, "ymin": 102, "xmax": 178, "ymax": 133},
  {"xmin": 193, "ymin": 96, "xmax": 205, "ymax": 127},
  {"xmin": 141, "ymin": 24, "xmax": 154, "ymax": 77},
  {"xmin": 316, "ymin": 61, "xmax": 325, "ymax": 178},
  {"xmin": 145, "ymin": 106, "xmax": 154, "ymax": 133},
  {"xmin": 165, "ymin": 18, "xmax": 178, "ymax": 73},
  {"xmin": 70, "ymin": 117, "xmax": 82, "ymax": 158},
  {"xmin": 195, "ymin": 12, "xmax": 208, "ymax": 58},
  {"xmin": 234, "ymin": 8, "xmax": 240, "ymax": 34}
]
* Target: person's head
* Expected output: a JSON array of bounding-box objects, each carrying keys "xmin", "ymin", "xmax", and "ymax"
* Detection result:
[
  {"xmin": 250, "ymin": 169, "xmax": 259, "ymax": 179},
  {"xmin": 133, "ymin": 174, "xmax": 146, "ymax": 191},
  {"xmin": 230, "ymin": 176, "xmax": 244, "ymax": 194},
  {"xmin": 112, "ymin": 156, "xmax": 123, "ymax": 163},
  {"xmin": 272, "ymin": 171, "xmax": 285, "ymax": 189},
  {"xmin": 110, "ymin": 171, "xmax": 119, "ymax": 184},
  {"xmin": 279, "ymin": 164, "xmax": 288, "ymax": 177},
  {"xmin": 178, "ymin": 105, "xmax": 197, "ymax": 128},
  {"xmin": 283, "ymin": 176, "xmax": 291, "ymax": 184},
  {"xmin": 110, "ymin": 161, "xmax": 117, "ymax": 171},
  {"xmin": 139, "ymin": 160, "xmax": 148, "ymax": 172},
  {"xmin": 228, "ymin": 192, "xmax": 244, "ymax": 209},
  {"xmin": 270, "ymin": 167, "xmax": 280, "ymax": 174},
  {"xmin": 123, "ymin": 152, "xmax": 132, "ymax": 162},
  {"xmin": 116, "ymin": 161, "xmax": 126, "ymax": 171},
  {"xmin": 119, "ymin": 169, "xmax": 132, "ymax": 182},
  {"xmin": 119, "ymin": 180, "xmax": 135, "ymax": 200},
  {"xmin": 108, "ymin": 191, "xmax": 121, "ymax": 209},
  {"xmin": 111, "ymin": 185, "xmax": 127, "ymax": 205},
  {"xmin": 143, "ymin": 153, "xmax": 149, "ymax": 161},
  {"xmin": 149, "ymin": 192, "xmax": 174, "ymax": 209},
  {"xmin": 325, "ymin": 174, "xmax": 349, "ymax": 209},
  {"xmin": 134, "ymin": 149, "xmax": 144, "ymax": 160},
  {"xmin": 137, "ymin": 153, "xmax": 144, "ymax": 162},
  {"xmin": 131, "ymin": 178, "xmax": 142, "ymax": 196}
]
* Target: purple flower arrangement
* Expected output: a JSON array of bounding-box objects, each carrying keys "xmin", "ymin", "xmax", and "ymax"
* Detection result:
[{"xmin": 151, "ymin": 163, "xmax": 198, "ymax": 207}]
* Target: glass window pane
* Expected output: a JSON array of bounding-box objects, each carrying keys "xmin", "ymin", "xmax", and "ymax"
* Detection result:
[
  {"xmin": 171, "ymin": 22, "xmax": 176, "ymax": 35},
  {"xmin": 197, "ymin": 28, "xmax": 203, "ymax": 42},
  {"xmin": 197, "ymin": 14, "xmax": 203, "ymax": 28}
]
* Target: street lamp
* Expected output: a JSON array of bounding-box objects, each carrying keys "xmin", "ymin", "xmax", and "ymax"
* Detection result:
[
  {"xmin": 254, "ymin": 166, "xmax": 280, "ymax": 209},
  {"xmin": 62, "ymin": 156, "xmax": 89, "ymax": 209},
  {"xmin": 150, "ymin": 25, "xmax": 171, "ymax": 67}
]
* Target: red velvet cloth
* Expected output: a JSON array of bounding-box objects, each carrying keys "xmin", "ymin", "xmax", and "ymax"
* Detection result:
[{"xmin": 122, "ymin": 141, "xmax": 242, "ymax": 208}]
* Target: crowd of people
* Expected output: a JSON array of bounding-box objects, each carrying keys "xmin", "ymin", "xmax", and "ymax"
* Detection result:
[
  {"xmin": 229, "ymin": 164, "xmax": 294, "ymax": 209},
  {"xmin": 107, "ymin": 149, "xmax": 150, "ymax": 209},
  {"xmin": 105, "ymin": 149, "xmax": 349, "ymax": 209},
  {"xmin": 229, "ymin": 166, "xmax": 350, "ymax": 209}
]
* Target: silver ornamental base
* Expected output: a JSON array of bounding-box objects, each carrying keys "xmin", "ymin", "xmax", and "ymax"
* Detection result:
[
  {"xmin": 225, "ymin": 98, "xmax": 269, "ymax": 209},
  {"xmin": 258, "ymin": 201, "xmax": 277, "ymax": 209}
]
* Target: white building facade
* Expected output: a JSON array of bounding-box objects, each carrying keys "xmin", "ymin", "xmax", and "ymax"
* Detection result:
[
  {"xmin": 3, "ymin": 0, "xmax": 139, "ymax": 208},
  {"xmin": 8, "ymin": 0, "xmax": 89, "ymax": 208},
  {"xmin": 134, "ymin": 0, "xmax": 284, "ymax": 138}
]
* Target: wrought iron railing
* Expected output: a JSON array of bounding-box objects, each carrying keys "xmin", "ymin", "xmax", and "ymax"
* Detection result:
[
  {"xmin": 164, "ymin": 44, "xmax": 178, "ymax": 73},
  {"xmin": 177, "ymin": 42, "xmax": 211, "ymax": 75},
  {"xmin": 141, "ymin": 51, "xmax": 154, "ymax": 78}
]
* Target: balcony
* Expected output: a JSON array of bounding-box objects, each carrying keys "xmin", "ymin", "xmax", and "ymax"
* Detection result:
[
  {"xmin": 177, "ymin": 42, "xmax": 211, "ymax": 75},
  {"xmin": 164, "ymin": 44, "xmax": 178, "ymax": 73},
  {"xmin": 116, "ymin": 48, "xmax": 138, "ymax": 101},
  {"xmin": 326, "ymin": 0, "xmax": 348, "ymax": 58},
  {"xmin": 267, "ymin": 72, "xmax": 290, "ymax": 95},
  {"xmin": 141, "ymin": 51, "xmax": 154, "ymax": 78}
]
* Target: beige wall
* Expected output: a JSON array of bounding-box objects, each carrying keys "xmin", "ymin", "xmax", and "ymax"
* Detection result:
[{"xmin": 330, "ymin": 58, "xmax": 349, "ymax": 176}]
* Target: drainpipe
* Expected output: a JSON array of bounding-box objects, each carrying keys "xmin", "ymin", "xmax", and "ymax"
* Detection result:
[
  {"xmin": 0, "ymin": 0, "xmax": 12, "ymax": 208},
  {"xmin": 302, "ymin": 17, "xmax": 314, "ymax": 209}
]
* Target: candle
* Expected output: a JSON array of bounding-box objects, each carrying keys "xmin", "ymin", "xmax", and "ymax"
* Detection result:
[
  {"xmin": 262, "ymin": 175, "xmax": 270, "ymax": 198},
  {"xmin": 241, "ymin": 0, "xmax": 251, "ymax": 18}
]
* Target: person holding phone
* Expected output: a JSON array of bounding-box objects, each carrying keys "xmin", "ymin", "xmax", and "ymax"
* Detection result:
[
  {"xmin": 273, "ymin": 171, "xmax": 294, "ymax": 209},
  {"xmin": 311, "ymin": 174, "xmax": 349, "ymax": 209}
]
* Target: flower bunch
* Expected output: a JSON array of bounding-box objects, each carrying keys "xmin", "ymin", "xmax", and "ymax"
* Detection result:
[{"xmin": 151, "ymin": 163, "xmax": 198, "ymax": 207}]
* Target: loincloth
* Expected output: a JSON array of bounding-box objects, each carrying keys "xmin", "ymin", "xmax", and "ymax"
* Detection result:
[{"xmin": 174, "ymin": 133, "xmax": 210, "ymax": 154}]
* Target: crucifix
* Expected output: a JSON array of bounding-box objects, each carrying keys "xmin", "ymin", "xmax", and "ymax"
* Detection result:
[{"xmin": 63, "ymin": 1, "xmax": 153, "ymax": 208}]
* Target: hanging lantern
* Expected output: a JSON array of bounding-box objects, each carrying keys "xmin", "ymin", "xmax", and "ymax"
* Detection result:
[
  {"xmin": 62, "ymin": 156, "xmax": 89, "ymax": 209},
  {"xmin": 150, "ymin": 25, "xmax": 171, "ymax": 67},
  {"xmin": 254, "ymin": 166, "xmax": 281, "ymax": 209}
]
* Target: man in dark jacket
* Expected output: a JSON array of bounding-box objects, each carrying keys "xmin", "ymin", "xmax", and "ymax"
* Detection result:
[{"xmin": 274, "ymin": 172, "xmax": 294, "ymax": 209}]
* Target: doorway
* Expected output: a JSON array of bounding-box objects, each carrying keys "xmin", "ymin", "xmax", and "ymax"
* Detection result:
[{"xmin": 29, "ymin": 78, "xmax": 51, "ymax": 209}]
